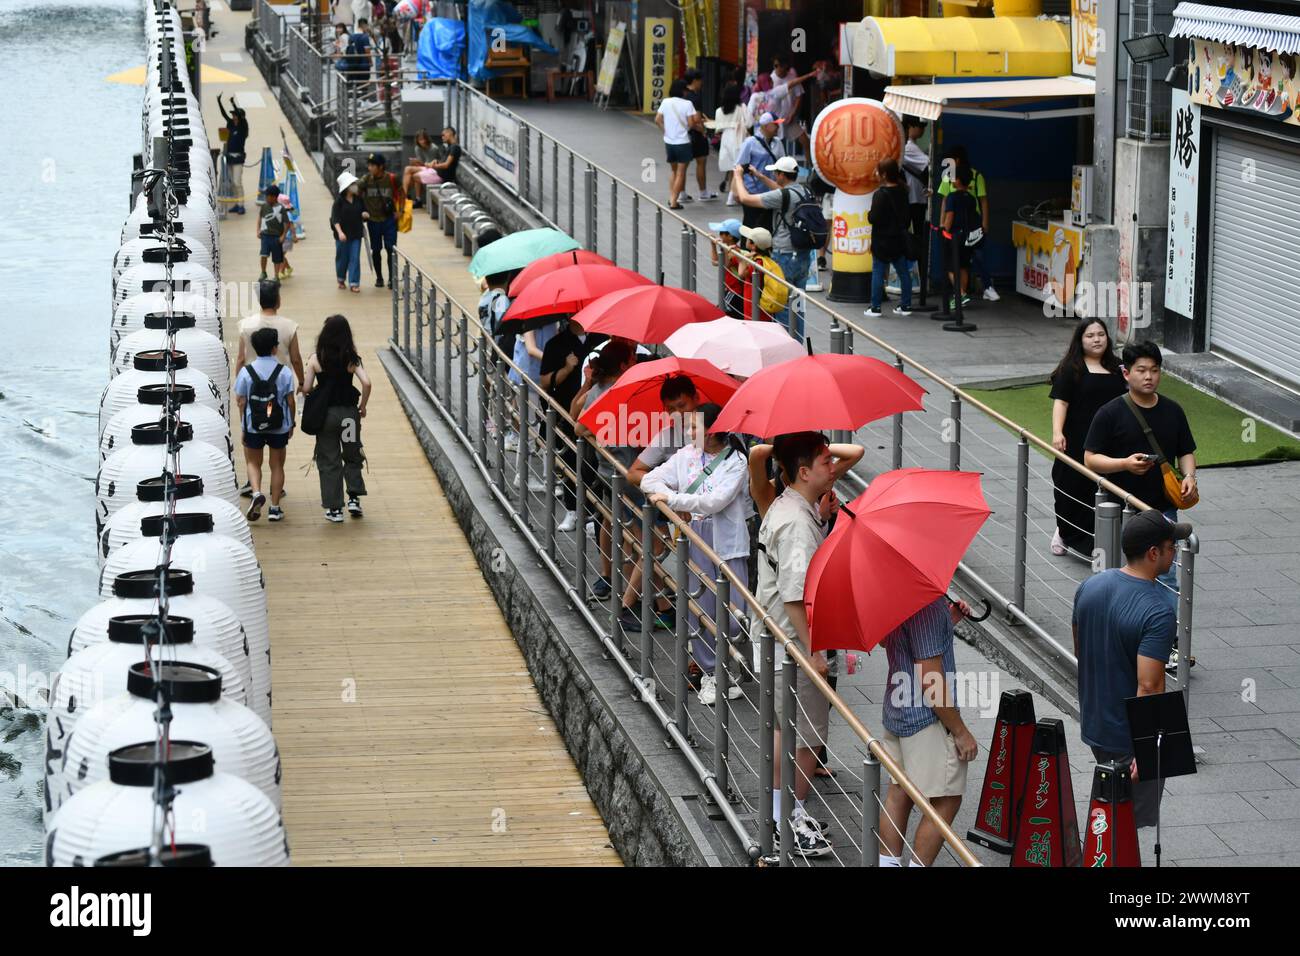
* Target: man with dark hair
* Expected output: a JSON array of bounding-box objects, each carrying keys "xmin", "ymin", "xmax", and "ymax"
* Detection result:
[
  {"xmin": 360, "ymin": 152, "xmax": 404, "ymax": 288},
  {"xmin": 234, "ymin": 326, "xmax": 296, "ymax": 523},
  {"xmin": 428, "ymin": 126, "xmax": 461, "ymax": 184},
  {"xmin": 1084, "ymin": 340, "xmax": 1197, "ymax": 603},
  {"xmin": 256, "ymin": 184, "xmax": 287, "ymax": 282},
  {"xmin": 757, "ymin": 430, "xmax": 837, "ymax": 857},
  {"xmin": 937, "ymin": 144, "xmax": 996, "ymax": 300},
  {"xmin": 733, "ymin": 155, "xmax": 810, "ymax": 335},
  {"xmin": 237, "ymin": 279, "xmax": 304, "ymax": 389},
  {"xmin": 1072, "ymin": 509, "xmax": 1187, "ymax": 827}
]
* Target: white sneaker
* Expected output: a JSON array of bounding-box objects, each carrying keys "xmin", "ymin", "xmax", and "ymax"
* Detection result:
[
  {"xmin": 893, "ymin": 307, "xmax": 913, "ymax": 317},
  {"xmin": 698, "ymin": 673, "xmax": 717, "ymax": 706},
  {"xmin": 503, "ymin": 431, "xmax": 519, "ymax": 452},
  {"xmin": 557, "ymin": 510, "xmax": 578, "ymax": 533},
  {"xmin": 773, "ymin": 820, "xmax": 832, "ymax": 858},
  {"xmin": 983, "ymin": 286, "xmax": 1000, "ymax": 301},
  {"xmin": 863, "ymin": 308, "xmax": 883, "ymax": 318},
  {"xmin": 698, "ymin": 191, "xmax": 719, "ymax": 200}
]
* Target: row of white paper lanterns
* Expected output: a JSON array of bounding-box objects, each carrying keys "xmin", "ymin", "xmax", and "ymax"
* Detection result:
[{"xmin": 46, "ymin": 9, "xmax": 287, "ymax": 866}]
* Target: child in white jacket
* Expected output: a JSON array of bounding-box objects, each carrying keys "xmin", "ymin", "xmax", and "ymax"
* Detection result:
[{"xmin": 642, "ymin": 403, "xmax": 752, "ymax": 705}]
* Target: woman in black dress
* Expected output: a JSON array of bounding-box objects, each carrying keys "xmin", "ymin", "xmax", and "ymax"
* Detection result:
[{"xmin": 1048, "ymin": 319, "xmax": 1126, "ymax": 556}]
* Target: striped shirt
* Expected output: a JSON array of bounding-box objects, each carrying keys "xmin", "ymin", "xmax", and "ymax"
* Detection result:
[{"xmin": 881, "ymin": 597, "xmax": 956, "ymax": 737}]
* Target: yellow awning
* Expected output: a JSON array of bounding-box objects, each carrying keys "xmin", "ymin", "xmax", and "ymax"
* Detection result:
[
  {"xmin": 845, "ymin": 16, "xmax": 1072, "ymax": 78},
  {"xmin": 883, "ymin": 76, "xmax": 1095, "ymax": 120},
  {"xmin": 106, "ymin": 64, "xmax": 248, "ymax": 85}
]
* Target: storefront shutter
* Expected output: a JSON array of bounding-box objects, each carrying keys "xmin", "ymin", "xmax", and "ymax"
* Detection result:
[{"xmin": 1208, "ymin": 128, "xmax": 1300, "ymax": 388}]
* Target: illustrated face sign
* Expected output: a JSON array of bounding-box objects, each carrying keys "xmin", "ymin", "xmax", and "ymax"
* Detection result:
[{"xmin": 1188, "ymin": 39, "xmax": 1298, "ymax": 124}]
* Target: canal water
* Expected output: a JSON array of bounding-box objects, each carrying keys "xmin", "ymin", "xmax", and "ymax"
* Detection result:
[{"xmin": 0, "ymin": 0, "xmax": 143, "ymax": 863}]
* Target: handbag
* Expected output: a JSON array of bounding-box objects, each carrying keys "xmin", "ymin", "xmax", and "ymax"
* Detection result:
[
  {"xmin": 1123, "ymin": 395, "xmax": 1199, "ymax": 509},
  {"xmin": 300, "ymin": 377, "xmax": 336, "ymax": 436}
]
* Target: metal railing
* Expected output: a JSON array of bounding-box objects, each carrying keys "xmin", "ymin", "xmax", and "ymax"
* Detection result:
[
  {"xmin": 254, "ymin": 0, "xmax": 291, "ymax": 58},
  {"xmin": 284, "ymin": 23, "xmax": 339, "ymax": 116},
  {"xmin": 442, "ymin": 80, "xmax": 1200, "ymax": 700},
  {"xmin": 388, "ymin": 246, "xmax": 984, "ymax": 867}
]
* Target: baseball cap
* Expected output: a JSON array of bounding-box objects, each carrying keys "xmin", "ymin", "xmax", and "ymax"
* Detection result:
[
  {"xmin": 739, "ymin": 225, "xmax": 773, "ymax": 250},
  {"xmin": 766, "ymin": 156, "xmax": 799, "ymax": 174},
  {"xmin": 1121, "ymin": 509, "xmax": 1193, "ymax": 559},
  {"xmin": 366, "ymin": 152, "xmax": 386, "ymax": 167},
  {"xmin": 757, "ymin": 111, "xmax": 783, "ymax": 126},
  {"xmin": 708, "ymin": 218, "xmax": 742, "ymax": 239}
]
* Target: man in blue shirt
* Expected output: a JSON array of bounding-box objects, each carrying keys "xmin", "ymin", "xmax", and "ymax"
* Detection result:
[
  {"xmin": 878, "ymin": 596, "xmax": 978, "ymax": 866},
  {"xmin": 733, "ymin": 112, "xmax": 786, "ymax": 230},
  {"xmin": 234, "ymin": 327, "xmax": 296, "ymax": 523},
  {"xmin": 1073, "ymin": 509, "xmax": 1186, "ymax": 827}
]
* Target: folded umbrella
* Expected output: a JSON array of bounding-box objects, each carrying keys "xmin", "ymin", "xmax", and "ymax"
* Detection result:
[
  {"xmin": 710, "ymin": 353, "xmax": 926, "ymax": 438},
  {"xmin": 571, "ymin": 285, "xmax": 723, "ymax": 345},
  {"xmin": 501, "ymin": 263, "xmax": 653, "ymax": 333},
  {"xmin": 509, "ymin": 249, "xmax": 613, "ymax": 296},
  {"xmin": 578, "ymin": 357, "xmax": 738, "ymax": 447},
  {"xmin": 468, "ymin": 227, "xmax": 580, "ymax": 278},
  {"xmin": 803, "ymin": 469, "xmax": 991, "ymax": 654},
  {"xmin": 665, "ymin": 317, "xmax": 804, "ymax": 378}
]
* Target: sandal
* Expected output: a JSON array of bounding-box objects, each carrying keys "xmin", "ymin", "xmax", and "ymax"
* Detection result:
[
  {"xmin": 669, "ymin": 202, "xmax": 684, "ymax": 210},
  {"xmin": 349, "ymin": 286, "xmax": 361, "ymax": 293},
  {"xmin": 814, "ymin": 765, "xmax": 838, "ymax": 779},
  {"xmin": 338, "ymin": 280, "xmax": 345, "ymax": 289}
]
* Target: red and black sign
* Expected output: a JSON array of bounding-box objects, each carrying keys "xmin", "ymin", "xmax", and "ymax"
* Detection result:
[
  {"xmin": 1010, "ymin": 718, "xmax": 1082, "ymax": 868},
  {"xmin": 967, "ymin": 690, "xmax": 1036, "ymax": 854},
  {"xmin": 1084, "ymin": 760, "xmax": 1141, "ymax": 868}
]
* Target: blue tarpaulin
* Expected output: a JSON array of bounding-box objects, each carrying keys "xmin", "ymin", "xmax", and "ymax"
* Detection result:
[
  {"xmin": 417, "ymin": 18, "xmax": 467, "ymax": 80},
  {"xmin": 467, "ymin": 0, "xmax": 556, "ymax": 82}
]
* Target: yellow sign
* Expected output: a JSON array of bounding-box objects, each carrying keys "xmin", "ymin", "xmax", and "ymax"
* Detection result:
[
  {"xmin": 1070, "ymin": 0, "xmax": 1098, "ymax": 78},
  {"xmin": 1012, "ymin": 220, "xmax": 1084, "ymax": 309},
  {"xmin": 642, "ymin": 18, "xmax": 674, "ymax": 114},
  {"xmin": 596, "ymin": 21, "xmax": 626, "ymax": 97}
]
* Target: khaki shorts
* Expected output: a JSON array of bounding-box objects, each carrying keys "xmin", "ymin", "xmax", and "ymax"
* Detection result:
[
  {"xmin": 779, "ymin": 663, "xmax": 830, "ymax": 751},
  {"xmin": 879, "ymin": 720, "xmax": 968, "ymax": 800}
]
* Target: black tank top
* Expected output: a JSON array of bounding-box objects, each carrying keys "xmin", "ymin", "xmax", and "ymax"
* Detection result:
[{"xmin": 318, "ymin": 365, "xmax": 360, "ymax": 408}]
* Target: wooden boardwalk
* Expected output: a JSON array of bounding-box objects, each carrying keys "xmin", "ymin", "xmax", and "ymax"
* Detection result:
[{"xmin": 201, "ymin": 7, "xmax": 617, "ymax": 866}]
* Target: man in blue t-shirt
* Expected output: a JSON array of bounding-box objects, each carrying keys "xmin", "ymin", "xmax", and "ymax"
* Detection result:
[
  {"xmin": 1073, "ymin": 509, "xmax": 1187, "ymax": 827},
  {"xmin": 234, "ymin": 326, "xmax": 296, "ymax": 523}
]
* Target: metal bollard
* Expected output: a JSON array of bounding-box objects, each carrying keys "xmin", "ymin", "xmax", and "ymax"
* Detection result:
[
  {"xmin": 892, "ymin": 355, "xmax": 905, "ymax": 470},
  {"xmin": 442, "ymin": 300, "xmax": 453, "ymax": 409},
  {"xmin": 780, "ymin": 660, "xmax": 796, "ymax": 867},
  {"xmin": 493, "ymin": 361, "xmax": 507, "ymax": 473},
  {"xmin": 674, "ymin": 530, "xmax": 690, "ymax": 736},
  {"xmin": 713, "ymin": 573, "xmax": 732, "ymax": 800},
  {"xmin": 1176, "ymin": 534, "xmax": 1198, "ymax": 708},
  {"xmin": 1013, "ymin": 438, "xmax": 1029, "ymax": 615},
  {"xmin": 861, "ymin": 754, "xmax": 881, "ymax": 867},
  {"xmin": 544, "ymin": 407, "xmax": 558, "ymax": 560},
  {"xmin": 516, "ymin": 386, "xmax": 530, "ymax": 516},
  {"xmin": 632, "ymin": 193, "xmax": 640, "ymax": 274},
  {"xmin": 568, "ymin": 153, "xmax": 576, "ymax": 236},
  {"xmin": 640, "ymin": 504, "xmax": 655, "ymax": 678},
  {"xmin": 402, "ymin": 260, "xmax": 411, "ymax": 353},
  {"xmin": 610, "ymin": 179, "xmax": 618, "ymax": 265},
  {"xmin": 829, "ymin": 326, "xmax": 846, "ymax": 445},
  {"xmin": 610, "ymin": 471, "xmax": 626, "ymax": 654},
  {"xmin": 760, "ymin": 623, "xmax": 775, "ymax": 859},
  {"xmin": 519, "ymin": 131, "xmax": 530, "ymax": 206},
  {"xmin": 1096, "ymin": 501, "xmax": 1122, "ymax": 572},
  {"xmin": 680, "ymin": 226, "xmax": 694, "ymax": 292},
  {"xmin": 654, "ymin": 207, "xmax": 663, "ymax": 283},
  {"xmin": 395, "ymin": 257, "xmax": 404, "ymax": 346},
  {"xmin": 458, "ymin": 313, "xmax": 469, "ymax": 435},
  {"xmin": 476, "ymin": 331, "xmax": 489, "ymax": 460},
  {"xmin": 948, "ymin": 394, "xmax": 962, "ymax": 471},
  {"xmin": 584, "ymin": 166, "xmax": 596, "ymax": 252},
  {"xmin": 425, "ymin": 288, "xmax": 437, "ymax": 392},
  {"xmin": 715, "ymin": 240, "xmax": 726, "ymax": 312},
  {"xmin": 552, "ymin": 138, "xmax": 559, "ymax": 223},
  {"xmin": 413, "ymin": 272, "xmax": 422, "ymax": 374},
  {"xmin": 574, "ymin": 441, "xmax": 588, "ymax": 594}
]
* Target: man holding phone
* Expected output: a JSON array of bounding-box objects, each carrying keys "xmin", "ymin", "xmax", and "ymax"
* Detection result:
[{"xmin": 734, "ymin": 112, "xmax": 786, "ymax": 229}]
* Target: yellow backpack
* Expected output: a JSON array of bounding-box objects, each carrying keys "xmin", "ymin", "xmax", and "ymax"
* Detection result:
[{"xmin": 754, "ymin": 255, "xmax": 788, "ymax": 315}]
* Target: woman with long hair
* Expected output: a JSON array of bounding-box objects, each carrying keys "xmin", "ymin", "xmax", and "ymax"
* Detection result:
[
  {"xmin": 1048, "ymin": 319, "xmax": 1126, "ymax": 555},
  {"xmin": 401, "ymin": 128, "xmax": 441, "ymax": 207},
  {"xmin": 302, "ymin": 315, "xmax": 373, "ymax": 522},
  {"xmin": 714, "ymin": 82, "xmax": 750, "ymax": 206}
]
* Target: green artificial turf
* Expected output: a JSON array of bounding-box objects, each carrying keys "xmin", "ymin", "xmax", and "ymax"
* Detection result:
[{"xmin": 964, "ymin": 376, "xmax": 1300, "ymax": 468}]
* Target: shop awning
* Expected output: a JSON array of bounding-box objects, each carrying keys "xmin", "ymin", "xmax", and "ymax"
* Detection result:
[
  {"xmin": 844, "ymin": 16, "xmax": 1071, "ymax": 78},
  {"xmin": 1170, "ymin": 3, "xmax": 1300, "ymax": 55},
  {"xmin": 882, "ymin": 76, "xmax": 1096, "ymax": 121}
]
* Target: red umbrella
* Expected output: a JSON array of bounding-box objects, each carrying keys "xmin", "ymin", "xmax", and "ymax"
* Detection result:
[
  {"xmin": 508, "ymin": 249, "xmax": 613, "ymax": 297},
  {"xmin": 578, "ymin": 357, "xmax": 739, "ymax": 447},
  {"xmin": 710, "ymin": 353, "xmax": 926, "ymax": 438},
  {"xmin": 504, "ymin": 263, "xmax": 653, "ymax": 324},
  {"xmin": 570, "ymin": 285, "xmax": 724, "ymax": 345},
  {"xmin": 803, "ymin": 469, "xmax": 991, "ymax": 654}
]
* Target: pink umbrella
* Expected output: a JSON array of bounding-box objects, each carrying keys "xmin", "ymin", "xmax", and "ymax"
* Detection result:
[{"xmin": 665, "ymin": 317, "xmax": 804, "ymax": 377}]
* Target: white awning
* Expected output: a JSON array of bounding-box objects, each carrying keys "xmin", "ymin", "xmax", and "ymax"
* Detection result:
[
  {"xmin": 882, "ymin": 76, "xmax": 1096, "ymax": 121},
  {"xmin": 1170, "ymin": 3, "xmax": 1300, "ymax": 55}
]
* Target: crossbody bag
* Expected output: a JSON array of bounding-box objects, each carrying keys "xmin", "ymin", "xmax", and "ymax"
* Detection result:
[{"xmin": 1123, "ymin": 394, "xmax": 1199, "ymax": 509}]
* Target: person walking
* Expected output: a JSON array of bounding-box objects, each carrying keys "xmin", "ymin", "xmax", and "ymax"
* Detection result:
[
  {"xmin": 641, "ymin": 403, "xmax": 751, "ymax": 705},
  {"xmin": 331, "ymin": 170, "xmax": 366, "ymax": 292},
  {"xmin": 217, "ymin": 94, "xmax": 249, "ymax": 214},
  {"xmin": 256, "ymin": 184, "xmax": 288, "ymax": 282},
  {"xmin": 733, "ymin": 113, "xmax": 785, "ymax": 229},
  {"xmin": 1048, "ymin": 319, "xmax": 1126, "ymax": 556},
  {"xmin": 713, "ymin": 83, "xmax": 750, "ymax": 206},
  {"xmin": 1073, "ymin": 509, "xmax": 1187, "ymax": 827},
  {"xmin": 731, "ymin": 155, "xmax": 810, "ymax": 334},
  {"xmin": 1084, "ymin": 341, "xmax": 1198, "ymax": 605},
  {"xmin": 877, "ymin": 597, "xmax": 978, "ymax": 867},
  {"xmin": 234, "ymin": 327, "xmax": 296, "ymax": 523},
  {"xmin": 656, "ymin": 77, "xmax": 703, "ymax": 210},
  {"xmin": 237, "ymin": 279, "xmax": 305, "ymax": 389},
  {"xmin": 863, "ymin": 158, "xmax": 913, "ymax": 318},
  {"xmin": 683, "ymin": 69, "xmax": 718, "ymax": 202},
  {"xmin": 359, "ymin": 153, "xmax": 404, "ymax": 288},
  {"xmin": 303, "ymin": 315, "xmax": 372, "ymax": 522}
]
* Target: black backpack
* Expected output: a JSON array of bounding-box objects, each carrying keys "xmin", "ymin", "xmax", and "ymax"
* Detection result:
[
  {"xmin": 246, "ymin": 363, "xmax": 286, "ymax": 433},
  {"xmin": 781, "ymin": 184, "xmax": 829, "ymax": 251}
]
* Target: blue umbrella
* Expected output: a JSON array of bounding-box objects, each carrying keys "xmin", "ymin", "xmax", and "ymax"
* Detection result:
[{"xmin": 468, "ymin": 228, "xmax": 579, "ymax": 278}]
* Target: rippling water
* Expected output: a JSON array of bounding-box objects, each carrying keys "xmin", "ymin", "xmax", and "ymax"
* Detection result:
[{"xmin": 0, "ymin": 0, "xmax": 142, "ymax": 864}]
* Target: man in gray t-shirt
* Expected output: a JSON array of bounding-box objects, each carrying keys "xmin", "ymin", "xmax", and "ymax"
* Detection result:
[{"xmin": 732, "ymin": 155, "xmax": 811, "ymax": 336}]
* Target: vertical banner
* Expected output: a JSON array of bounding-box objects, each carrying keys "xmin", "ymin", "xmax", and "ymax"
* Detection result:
[
  {"xmin": 809, "ymin": 98, "xmax": 905, "ymax": 302},
  {"xmin": 642, "ymin": 17, "xmax": 674, "ymax": 113},
  {"xmin": 745, "ymin": 6, "xmax": 759, "ymax": 82},
  {"xmin": 1165, "ymin": 88, "xmax": 1201, "ymax": 318},
  {"xmin": 1070, "ymin": 0, "xmax": 1098, "ymax": 78},
  {"xmin": 596, "ymin": 21, "xmax": 627, "ymax": 97}
]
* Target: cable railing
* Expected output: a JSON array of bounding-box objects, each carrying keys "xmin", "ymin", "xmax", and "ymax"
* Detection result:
[
  {"xmin": 442, "ymin": 79, "xmax": 1201, "ymax": 703},
  {"xmin": 254, "ymin": 0, "xmax": 291, "ymax": 58},
  {"xmin": 283, "ymin": 23, "xmax": 339, "ymax": 116},
  {"xmin": 388, "ymin": 246, "xmax": 983, "ymax": 867}
]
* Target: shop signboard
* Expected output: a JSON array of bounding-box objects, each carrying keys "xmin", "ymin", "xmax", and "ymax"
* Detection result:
[
  {"xmin": 1165, "ymin": 88, "xmax": 1200, "ymax": 319},
  {"xmin": 595, "ymin": 21, "xmax": 626, "ymax": 97},
  {"xmin": 642, "ymin": 17, "xmax": 674, "ymax": 114},
  {"xmin": 1187, "ymin": 39, "xmax": 1299, "ymax": 125},
  {"xmin": 1012, "ymin": 220, "xmax": 1085, "ymax": 311},
  {"xmin": 465, "ymin": 92, "xmax": 520, "ymax": 193},
  {"xmin": 1070, "ymin": 0, "xmax": 1098, "ymax": 78}
]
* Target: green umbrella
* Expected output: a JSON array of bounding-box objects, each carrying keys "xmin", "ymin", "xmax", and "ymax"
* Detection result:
[{"xmin": 468, "ymin": 228, "xmax": 580, "ymax": 278}]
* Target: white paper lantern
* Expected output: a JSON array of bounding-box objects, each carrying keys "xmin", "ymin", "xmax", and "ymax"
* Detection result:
[
  {"xmin": 100, "ymin": 350, "xmax": 224, "ymax": 435},
  {"xmin": 123, "ymin": 192, "xmax": 218, "ymax": 249},
  {"xmin": 112, "ymin": 324, "xmax": 229, "ymax": 404},
  {"xmin": 121, "ymin": 215, "xmax": 215, "ymax": 259},
  {"xmin": 101, "ymin": 516, "xmax": 272, "ymax": 726},
  {"xmin": 47, "ymin": 742, "xmax": 288, "ymax": 867},
  {"xmin": 114, "ymin": 250, "xmax": 218, "ymax": 308},
  {"xmin": 101, "ymin": 384, "xmax": 232, "ymax": 462},
  {"xmin": 114, "ymin": 235, "xmax": 216, "ymax": 286},
  {"xmin": 95, "ymin": 424, "xmax": 236, "ymax": 536},
  {"xmin": 62, "ymin": 662, "xmax": 280, "ymax": 809},
  {"xmin": 111, "ymin": 294, "xmax": 222, "ymax": 356},
  {"xmin": 101, "ymin": 474, "xmax": 252, "ymax": 565}
]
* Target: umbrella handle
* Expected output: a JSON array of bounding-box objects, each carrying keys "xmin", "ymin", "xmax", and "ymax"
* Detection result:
[{"xmin": 947, "ymin": 595, "xmax": 992, "ymax": 622}]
